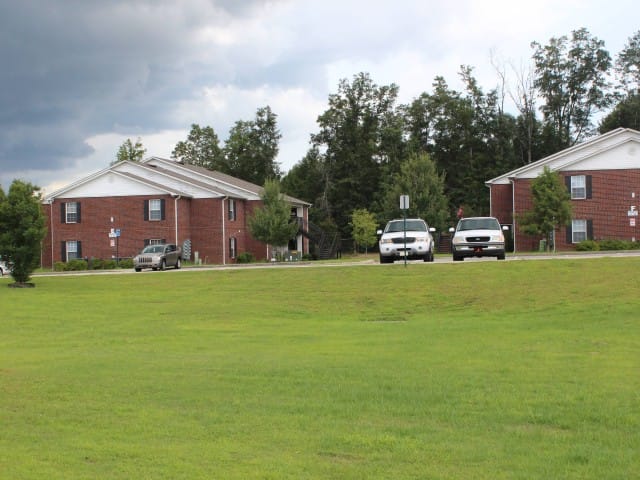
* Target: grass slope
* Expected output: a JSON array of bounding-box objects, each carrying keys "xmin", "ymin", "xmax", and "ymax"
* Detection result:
[{"xmin": 1, "ymin": 258, "xmax": 639, "ymax": 479}]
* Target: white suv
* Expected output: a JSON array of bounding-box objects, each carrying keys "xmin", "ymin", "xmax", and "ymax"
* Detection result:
[
  {"xmin": 449, "ymin": 217, "xmax": 508, "ymax": 261},
  {"xmin": 378, "ymin": 218, "xmax": 436, "ymax": 263},
  {"xmin": 0, "ymin": 258, "xmax": 10, "ymax": 276}
]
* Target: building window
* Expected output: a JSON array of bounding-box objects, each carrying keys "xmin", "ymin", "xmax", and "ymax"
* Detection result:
[
  {"xmin": 228, "ymin": 199, "xmax": 236, "ymax": 221},
  {"xmin": 61, "ymin": 202, "xmax": 81, "ymax": 223},
  {"xmin": 229, "ymin": 237, "xmax": 237, "ymax": 259},
  {"xmin": 144, "ymin": 238, "xmax": 165, "ymax": 246},
  {"xmin": 571, "ymin": 175, "xmax": 586, "ymax": 199},
  {"xmin": 566, "ymin": 175, "xmax": 592, "ymax": 200},
  {"xmin": 149, "ymin": 199, "xmax": 162, "ymax": 221},
  {"xmin": 63, "ymin": 240, "xmax": 82, "ymax": 261},
  {"xmin": 572, "ymin": 220, "xmax": 587, "ymax": 243},
  {"xmin": 144, "ymin": 199, "xmax": 165, "ymax": 221}
]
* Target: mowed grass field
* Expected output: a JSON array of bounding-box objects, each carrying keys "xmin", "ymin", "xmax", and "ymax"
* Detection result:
[{"xmin": 1, "ymin": 257, "xmax": 639, "ymax": 479}]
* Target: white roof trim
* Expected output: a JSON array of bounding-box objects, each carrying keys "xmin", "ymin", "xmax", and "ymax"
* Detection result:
[{"xmin": 485, "ymin": 128, "xmax": 640, "ymax": 185}]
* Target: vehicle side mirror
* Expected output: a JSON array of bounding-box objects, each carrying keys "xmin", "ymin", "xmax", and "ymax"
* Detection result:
[
  {"xmin": 502, "ymin": 225, "xmax": 509, "ymax": 231},
  {"xmin": 376, "ymin": 229, "xmax": 382, "ymax": 235},
  {"xmin": 429, "ymin": 227, "xmax": 436, "ymax": 232},
  {"xmin": 448, "ymin": 227, "xmax": 455, "ymax": 233}
]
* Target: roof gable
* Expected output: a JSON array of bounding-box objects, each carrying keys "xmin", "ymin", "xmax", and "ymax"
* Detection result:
[
  {"xmin": 487, "ymin": 128, "xmax": 640, "ymax": 185},
  {"xmin": 44, "ymin": 165, "xmax": 192, "ymax": 200}
]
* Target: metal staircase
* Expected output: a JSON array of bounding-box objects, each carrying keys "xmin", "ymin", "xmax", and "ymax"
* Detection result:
[{"xmin": 296, "ymin": 218, "xmax": 339, "ymax": 260}]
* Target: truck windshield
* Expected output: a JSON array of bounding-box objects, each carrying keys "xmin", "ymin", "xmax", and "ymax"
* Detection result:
[
  {"xmin": 385, "ymin": 220, "xmax": 427, "ymax": 233},
  {"xmin": 457, "ymin": 218, "xmax": 500, "ymax": 231}
]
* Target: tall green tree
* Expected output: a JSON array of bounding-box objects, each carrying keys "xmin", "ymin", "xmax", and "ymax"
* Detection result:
[
  {"xmin": 599, "ymin": 93, "xmax": 640, "ymax": 132},
  {"xmin": 171, "ymin": 124, "xmax": 224, "ymax": 170},
  {"xmin": 380, "ymin": 152, "xmax": 449, "ymax": 231},
  {"xmin": 224, "ymin": 106, "xmax": 282, "ymax": 185},
  {"xmin": 615, "ymin": 30, "xmax": 640, "ymax": 95},
  {"xmin": 248, "ymin": 179, "xmax": 299, "ymax": 254},
  {"xmin": 531, "ymin": 28, "xmax": 612, "ymax": 148},
  {"xmin": 349, "ymin": 209, "xmax": 378, "ymax": 254},
  {"xmin": 519, "ymin": 166, "xmax": 572, "ymax": 251},
  {"xmin": 114, "ymin": 137, "xmax": 146, "ymax": 164},
  {"xmin": 0, "ymin": 180, "xmax": 47, "ymax": 285},
  {"xmin": 312, "ymin": 72, "xmax": 403, "ymax": 238}
]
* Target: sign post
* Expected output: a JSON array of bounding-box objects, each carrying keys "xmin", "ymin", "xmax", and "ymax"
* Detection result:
[
  {"xmin": 400, "ymin": 195, "xmax": 409, "ymax": 267},
  {"xmin": 109, "ymin": 228, "xmax": 121, "ymax": 266}
]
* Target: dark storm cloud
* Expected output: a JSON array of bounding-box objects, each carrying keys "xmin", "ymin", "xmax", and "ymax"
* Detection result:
[{"xmin": 0, "ymin": 0, "xmax": 268, "ymax": 174}]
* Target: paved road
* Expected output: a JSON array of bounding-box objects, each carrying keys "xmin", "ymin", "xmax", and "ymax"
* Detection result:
[{"xmin": 5, "ymin": 250, "xmax": 636, "ymax": 279}]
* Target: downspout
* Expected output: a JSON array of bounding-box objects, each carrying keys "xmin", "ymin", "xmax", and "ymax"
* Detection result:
[
  {"xmin": 173, "ymin": 195, "xmax": 181, "ymax": 245},
  {"xmin": 222, "ymin": 197, "xmax": 227, "ymax": 265},
  {"xmin": 510, "ymin": 177, "xmax": 517, "ymax": 253},
  {"xmin": 49, "ymin": 199, "xmax": 54, "ymax": 269}
]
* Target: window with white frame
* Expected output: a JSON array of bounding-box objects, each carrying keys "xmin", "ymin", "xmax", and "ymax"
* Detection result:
[
  {"xmin": 65, "ymin": 202, "xmax": 78, "ymax": 223},
  {"xmin": 229, "ymin": 237, "xmax": 237, "ymax": 259},
  {"xmin": 145, "ymin": 238, "xmax": 165, "ymax": 246},
  {"xmin": 570, "ymin": 175, "xmax": 586, "ymax": 199},
  {"xmin": 149, "ymin": 199, "xmax": 162, "ymax": 221},
  {"xmin": 228, "ymin": 199, "xmax": 236, "ymax": 221},
  {"xmin": 571, "ymin": 219, "xmax": 587, "ymax": 243},
  {"xmin": 66, "ymin": 240, "xmax": 79, "ymax": 260}
]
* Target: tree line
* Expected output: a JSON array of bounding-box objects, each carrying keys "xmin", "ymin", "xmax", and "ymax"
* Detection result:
[{"xmin": 118, "ymin": 28, "xmax": 640, "ymax": 242}]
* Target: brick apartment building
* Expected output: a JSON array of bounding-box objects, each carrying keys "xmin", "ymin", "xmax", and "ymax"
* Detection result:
[
  {"xmin": 41, "ymin": 157, "xmax": 310, "ymax": 267},
  {"xmin": 486, "ymin": 128, "xmax": 640, "ymax": 252}
]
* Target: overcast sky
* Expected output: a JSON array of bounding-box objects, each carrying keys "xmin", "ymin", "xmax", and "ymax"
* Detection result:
[{"xmin": 1, "ymin": 0, "xmax": 638, "ymax": 193}]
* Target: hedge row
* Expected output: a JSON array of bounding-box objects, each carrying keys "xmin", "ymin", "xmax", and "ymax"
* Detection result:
[
  {"xmin": 575, "ymin": 239, "xmax": 640, "ymax": 251},
  {"xmin": 53, "ymin": 258, "xmax": 134, "ymax": 272}
]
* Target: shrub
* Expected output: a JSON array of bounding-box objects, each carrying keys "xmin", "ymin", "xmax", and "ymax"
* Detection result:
[
  {"xmin": 88, "ymin": 258, "xmax": 104, "ymax": 270},
  {"xmin": 236, "ymin": 252, "xmax": 255, "ymax": 264},
  {"xmin": 102, "ymin": 259, "xmax": 118, "ymax": 269},
  {"xmin": 598, "ymin": 239, "xmax": 628, "ymax": 251},
  {"xmin": 53, "ymin": 261, "xmax": 66, "ymax": 272},
  {"xmin": 118, "ymin": 258, "xmax": 134, "ymax": 269},
  {"xmin": 576, "ymin": 240, "xmax": 600, "ymax": 251},
  {"xmin": 65, "ymin": 259, "xmax": 88, "ymax": 271}
]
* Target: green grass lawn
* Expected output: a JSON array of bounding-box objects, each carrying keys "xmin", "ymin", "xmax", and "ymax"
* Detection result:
[{"xmin": 1, "ymin": 258, "xmax": 638, "ymax": 479}]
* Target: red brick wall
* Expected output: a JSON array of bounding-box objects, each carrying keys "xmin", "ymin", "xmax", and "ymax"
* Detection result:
[
  {"xmin": 42, "ymin": 195, "xmax": 191, "ymax": 267},
  {"xmin": 508, "ymin": 169, "xmax": 640, "ymax": 252},
  {"xmin": 41, "ymin": 194, "xmax": 307, "ymax": 267},
  {"xmin": 489, "ymin": 183, "xmax": 513, "ymax": 224}
]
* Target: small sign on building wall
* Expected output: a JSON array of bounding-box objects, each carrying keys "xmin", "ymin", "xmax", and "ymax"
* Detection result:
[{"xmin": 631, "ymin": 218, "xmax": 636, "ymax": 227}]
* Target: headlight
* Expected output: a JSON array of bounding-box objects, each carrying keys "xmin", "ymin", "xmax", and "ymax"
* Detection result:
[
  {"xmin": 451, "ymin": 235, "xmax": 463, "ymax": 245},
  {"xmin": 490, "ymin": 234, "xmax": 504, "ymax": 242},
  {"xmin": 414, "ymin": 236, "xmax": 427, "ymax": 242},
  {"xmin": 380, "ymin": 238, "xmax": 393, "ymax": 244}
]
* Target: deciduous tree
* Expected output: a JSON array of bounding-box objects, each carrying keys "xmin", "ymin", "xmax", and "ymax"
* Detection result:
[
  {"xmin": 248, "ymin": 180, "xmax": 299, "ymax": 256},
  {"xmin": 519, "ymin": 166, "xmax": 572, "ymax": 251},
  {"xmin": 224, "ymin": 106, "xmax": 282, "ymax": 185},
  {"xmin": 171, "ymin": 124, "xmax": 223, "ymax": 170},
  {"xmin": 531, "ymin": 28, "xmax": 612, "ymax": 148},
  {"xmin": 0, "ymin": 180, "xmax": 47, "ymax": 286},
  {"xmin": 380, "ymin": 152, "xmax": 449, "ymax": 231},
  {"xmin": 349, "ymin": 209, "xmax": 378, "ymax": 253},
  {"xmin": 114, "ymin": 137, "xmax": 146, "ymax": 164}
]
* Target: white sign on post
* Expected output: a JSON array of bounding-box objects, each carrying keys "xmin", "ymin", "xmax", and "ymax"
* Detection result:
[{"xmin": 400, "ymin": 195, "xmax": 409, "ymax": 210}]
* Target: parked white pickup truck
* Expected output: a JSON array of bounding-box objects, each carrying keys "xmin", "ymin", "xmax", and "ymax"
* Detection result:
[{"xmin": 133, "ymin": 244, "xmax": 182, "ymax": 271}]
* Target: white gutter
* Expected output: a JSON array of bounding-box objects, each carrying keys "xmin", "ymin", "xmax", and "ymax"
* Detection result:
[
  {"xmin": 173, "ymin": 195, "xmax": 181, "ymax": 245},
  {"xmin": 510, "ymin": 177, "xmax": 517, "ymax": 253},
  {"xmin": 50, "ymin": 200, "xmax": 54, "ymax": 268}
]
